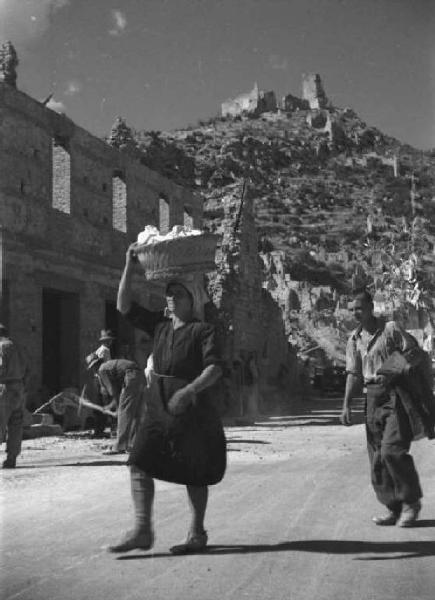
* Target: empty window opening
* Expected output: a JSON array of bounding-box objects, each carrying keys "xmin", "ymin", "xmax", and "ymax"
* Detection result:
[
  {"xmin": 159, "ymin": 196, "xmax": 170, "ymax": 234},
  {"xmin": 112, "ymin": 170, "xmax": 127, "ymax": 232},
  {"xmin": 52, "ymin": 137, "xmax": 71, "ymax": 213}
]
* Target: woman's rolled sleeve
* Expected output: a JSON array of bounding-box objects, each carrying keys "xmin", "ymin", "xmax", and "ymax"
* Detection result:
[{"xmin": 200, "ymin": 323, "xmax": 221, "ymax": 368}]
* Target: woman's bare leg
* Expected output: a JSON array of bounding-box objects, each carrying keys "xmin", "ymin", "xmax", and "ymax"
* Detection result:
[{"xmin": 186, "ymin": 485, "xmax": 208, "ymax": 535}]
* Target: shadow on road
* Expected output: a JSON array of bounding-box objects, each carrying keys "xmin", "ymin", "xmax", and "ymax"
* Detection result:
[
  {"xmin": 251, "ymin": 398, "xmax": 366, "ymax": 428},
  {"xmin": 11, "ymin": 460, "xmax": 127, "ymax": 469},
  {"xmin": 227, "ymin": 439, "xmax": 271, "ymax": 444},
  {"xmin": 117, "ymin": 537, "xmax": 435, "ymax": 561}
]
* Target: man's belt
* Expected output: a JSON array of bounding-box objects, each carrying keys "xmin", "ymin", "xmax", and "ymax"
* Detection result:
[{"xmin": 0, "ymin": 378, "xmax": 23, "ymax": 384}]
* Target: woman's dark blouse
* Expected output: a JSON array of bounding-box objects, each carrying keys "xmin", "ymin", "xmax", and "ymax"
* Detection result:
[
  {"xmin": 125, "ymin": 302, "xmax": 226, "ymax": 486},
  {"xmin": 125, "ymin": 302, "xmax": 220, "ymax": 382}
]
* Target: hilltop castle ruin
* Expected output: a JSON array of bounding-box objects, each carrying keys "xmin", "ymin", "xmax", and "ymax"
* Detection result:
[{"xmin": 221, "ymin": 73, "xmax": 330, "ymax": 118}]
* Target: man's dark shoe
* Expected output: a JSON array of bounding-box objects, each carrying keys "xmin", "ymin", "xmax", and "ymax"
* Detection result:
[
  {"xmin": 397, "ymin": 501, "xmax": 421, "ymax": 528},
  {"xmin": 2, "ymin": 457, "xmax": 16, "ymax": 469},
  {"xmin": 372, "ymin": 509, "xmax": 399, "ymax": 526},
  {"xmin": 107, "ymin": 529, "xmax": 154, "ymax": 553}
]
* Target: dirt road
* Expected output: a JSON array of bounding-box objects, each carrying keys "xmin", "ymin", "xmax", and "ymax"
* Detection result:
[{"xmin": 2, "ymin": 397, "xmax": 435, "ymax": 600}]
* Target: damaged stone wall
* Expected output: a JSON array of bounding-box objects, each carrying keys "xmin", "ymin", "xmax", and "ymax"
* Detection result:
[
  {"xmin": 221, "ymin": 83, "xmax": 277, "ymax": 118},
  {"xmin": 302, "ymin": 73, "xmax": 330, "ymax": 110},
  {"xmin": 0, "ymin": 74, "xmax": 202, "ymax": 406},
  {"xmin": 208, "ymin": 185, "xmax": 299, "ymax": 415}
]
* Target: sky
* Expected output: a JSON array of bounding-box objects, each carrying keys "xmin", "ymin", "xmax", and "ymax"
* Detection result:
[{"xmin": 0, "ymin": 0, "xmax": 434, "ymax": 149}]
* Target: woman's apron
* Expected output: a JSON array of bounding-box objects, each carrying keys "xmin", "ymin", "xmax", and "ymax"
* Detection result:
[{"xmin": 129, "ymin": 372, "xmax": 226, "ymax": 486}]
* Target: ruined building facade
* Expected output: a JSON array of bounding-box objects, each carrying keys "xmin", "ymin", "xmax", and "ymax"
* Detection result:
[
  {"xmin": 302, "ymin": 73, "xmax": 329, "ymax": 110},
  {"xmin": 221, "ymin": 83, "xmax": 277, "ymax": 118},
  {"xmin": 0, "ymin": 53, "xmax": 201, "ymax": 406},
  {"xmin": 208, "ymin": 188, "xmax": 297, "ymax": 414},
  {"xmin": 0, "ymin": 42, "xmax": 299, "ymax": 414},
  {"xmin": 221, "ymin": 74, "xmax": 329, "ymax": 118}
]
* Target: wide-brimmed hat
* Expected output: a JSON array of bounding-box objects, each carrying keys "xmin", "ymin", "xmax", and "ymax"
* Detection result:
[
  {"xmin": 99, "ymin": 329, "xmax": 116, "ymax": 342},
  {"xmin": 85, "ymin": 352, "xmax": 103, "ymax": 370}
]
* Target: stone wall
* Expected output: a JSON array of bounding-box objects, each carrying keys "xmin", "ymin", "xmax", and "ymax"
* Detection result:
[
  {"xmin": 221, "ymin": 83, "xmax": 277, "ymax": 118},
  {"xmin": 209, "ymin": 187, "xmax": 298, "ymax": 414},
  {"xmin": 281, "ymin": 93, "xmax": 310, "ymax": 113},
  {"xmin": 0, "ymin": 81, "xmax": 202, "ymax": 405}
]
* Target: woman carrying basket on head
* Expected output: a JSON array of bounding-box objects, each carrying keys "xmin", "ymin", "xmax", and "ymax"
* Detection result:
[{"xmin": 109, "ymin": 243, "xmax": 226, "ymax": 554}]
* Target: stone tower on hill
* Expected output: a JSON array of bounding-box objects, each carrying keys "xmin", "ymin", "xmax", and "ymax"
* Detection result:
[{"xmin": 302, "ymin": 73, "xmax": 329, "ymax": 109}]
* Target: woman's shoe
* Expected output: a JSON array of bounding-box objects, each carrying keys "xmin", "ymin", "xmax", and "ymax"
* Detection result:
[
  {"xmin": 169, "ymin": 531, "xmax": 208, "ymax": 555},
  {"xmin": 108, "ymin": 529, "xmax": 154, "ymax": 553}
]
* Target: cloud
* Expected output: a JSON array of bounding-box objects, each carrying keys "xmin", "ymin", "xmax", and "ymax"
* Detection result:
[
  {"xmin": 46, "ymin": 97, "xmax": 66, "ymax": 113},
  {"xmin": 0, "ymin": 0, "xmax": 69, "ymax": 45},
  {"xmin": 268, "ymin": 54, "xmax": 288, "ymax": 70},
  {"xmin": 64, "ymin": 79, "xmax": 82, "ymax": 96},
  {"xmin": 108, "ymin": 9, "xmax": 127, "ymax": 36}
]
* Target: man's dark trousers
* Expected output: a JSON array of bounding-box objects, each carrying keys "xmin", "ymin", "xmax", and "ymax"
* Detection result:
[{"xmin": 365, "ymin": 383, "xmax": 422, "ymax": 512}]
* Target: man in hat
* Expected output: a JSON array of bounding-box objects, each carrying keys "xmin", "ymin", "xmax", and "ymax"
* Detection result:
[
  {"xmin": 85, "ymin": 352, "xmax": 145, "ymax": 454},
  {"xmin": 95, "ymin": 329, "xmax": 116, "ymax": 362},
  {"xmin": 0, "ymin": 324, "xmax": 28, "ymax": 468},
  {"xmin": 90, "ymin": 329, "xmax": 116, "ymax": 437}
]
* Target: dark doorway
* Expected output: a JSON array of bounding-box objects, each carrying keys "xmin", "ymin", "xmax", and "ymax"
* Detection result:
[{"xmin": 42, "ymin": 288, "xmax": 80, "ymax": 395}]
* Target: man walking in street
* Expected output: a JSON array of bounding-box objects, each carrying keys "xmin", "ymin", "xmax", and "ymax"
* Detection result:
[
  {"xmin": 0, "ymin": 324, "xmax": 28, "ymax": 469},
  {"xmin": 85, "ymin": 353, "xmax": 145, "ymax": 455},
  {"xmin": 340, "ymin": 290, "xmax": 425, "ymax": 527}
]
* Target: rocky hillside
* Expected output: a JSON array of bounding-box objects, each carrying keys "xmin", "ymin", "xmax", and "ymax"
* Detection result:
[
  {"xmin": 113, "ymin": 88, "xmax": 435, "ymax": 361},
  {"xmin": 145, "ymin": 102, "xmax": 435, "ymax": 298}
]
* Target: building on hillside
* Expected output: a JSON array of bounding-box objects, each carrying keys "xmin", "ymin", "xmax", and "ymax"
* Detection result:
[
  {"xmin": 0, "ymin": 43, "xmax": 202, "ymax": 407},
  {"xmin": 221, "ymin": 83, "xmax": 277, "ymax": 118},
  {"xmin": 281, "ymin": 93, "xmax": 310, "ymax": 113},
  {"xmin": 302, "ymin": 73, "xmax": 330, "ymax": 110}
]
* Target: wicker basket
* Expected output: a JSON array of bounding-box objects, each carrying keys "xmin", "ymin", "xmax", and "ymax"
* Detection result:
[{"xmin": 135, "ymin": 233, "xmax": 219, "ymax": 281}]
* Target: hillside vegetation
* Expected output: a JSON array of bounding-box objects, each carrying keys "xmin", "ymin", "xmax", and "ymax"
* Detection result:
[{"xmin": 111, "ymin": 94, "xmax": 435, "ymax": 360}]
